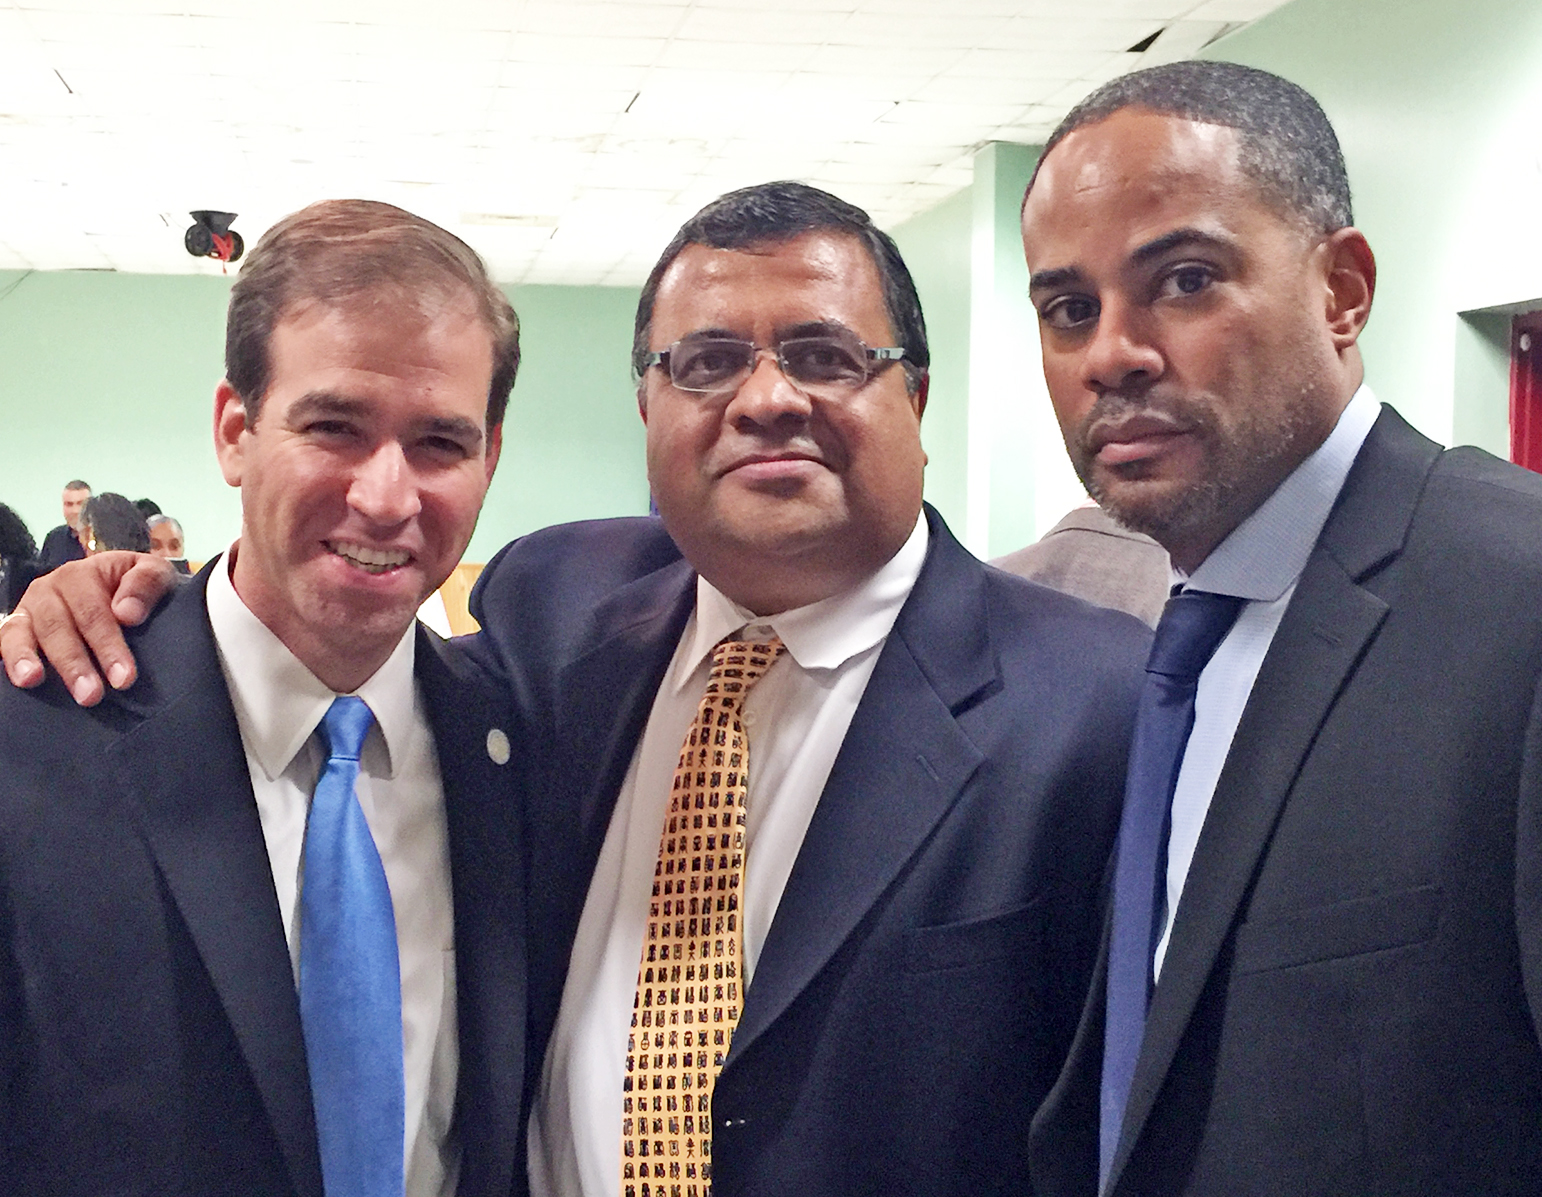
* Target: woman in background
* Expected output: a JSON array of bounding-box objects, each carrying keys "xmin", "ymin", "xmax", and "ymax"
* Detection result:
[{"xmin": 0, "ymin": 504, "xmax": 40, "ymax": 615}]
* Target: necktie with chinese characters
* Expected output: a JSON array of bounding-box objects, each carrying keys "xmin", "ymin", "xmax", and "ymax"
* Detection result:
[
  {"xmin": 1099, "ymin": 589, "xmax": 1244, "ymax": 1191},
  {"xmin": 621, "ymin": 636, "xmax": 786, "ymax": 1197},
  {"xmin": 300, "ymin": 695, "xmax": 405, "ymax": 1197}
]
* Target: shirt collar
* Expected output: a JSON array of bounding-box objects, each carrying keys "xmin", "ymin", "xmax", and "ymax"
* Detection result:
[
  {"xmin": 673, "ymin": 510, "xmax": 930, "ymax": 693},
  {"xmin": 205, "ymin": 541, "xmax": 419, "ymax": 780},
  {"xmin": 1181, "ymin": 384, "xmax": 1381, "ymax": 601}
]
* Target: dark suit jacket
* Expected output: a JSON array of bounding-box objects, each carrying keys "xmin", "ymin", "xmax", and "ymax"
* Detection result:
[
  {"xmin": 37, "ymin": 524, "xmax": 84, "ymax": 573},
  {"xmin": 0, "ymin": 566, "xmax": 526, "ymax": 1197},
  {"xmin": 468, "ymin": 504, "xmax": 1149, "ymax": 1196},
  {"xmin": 1031, "ymin": 406, "xmax": 1542, "ymax": 1196}
]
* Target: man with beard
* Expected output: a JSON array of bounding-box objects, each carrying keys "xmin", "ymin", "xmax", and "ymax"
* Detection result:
[{"xmin": 1021, "ymin": 60, "xmax": 1542, "ymax": 1195}]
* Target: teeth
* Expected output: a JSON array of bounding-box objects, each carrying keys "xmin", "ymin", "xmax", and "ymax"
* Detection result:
[{"xmin": 329, "ymin": 541, "xmax": 411, "ymax": 574}]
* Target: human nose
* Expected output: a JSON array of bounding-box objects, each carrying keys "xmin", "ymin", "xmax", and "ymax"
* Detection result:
[
  {"xmin": 1079, "ymin": 298, "xmax": 1164, "ymax": 396},
  {"xmin": 348, "ymin": 441, "xmax": 422, "ymax": 525},
  {"xmin": 725, "ymin": 351, "xmax": 813, "ymax": 429}
]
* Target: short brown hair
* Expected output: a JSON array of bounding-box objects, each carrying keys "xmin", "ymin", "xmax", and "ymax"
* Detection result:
[{"xmin": 225, "ymin": 199, "xmax": 521, "ymax": 427}]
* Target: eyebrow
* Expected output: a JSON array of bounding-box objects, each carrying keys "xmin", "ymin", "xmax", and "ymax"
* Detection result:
[
  {"xmin": 1029, "ymin": 227, "xmax": 1239, "ymax": 294},
  {"xmin": 286, "ymin": 391, "xmax": 485, "ymax": 448},
  {"xmin": 672, "ymin": 320, "xmax": 860, "ymax": 344},
  {"xmin": 1129, "ymin": 227, "xmax": 1237, "ymax": 264}
]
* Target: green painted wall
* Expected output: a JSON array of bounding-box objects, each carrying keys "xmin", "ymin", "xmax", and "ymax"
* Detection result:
[
  {"xmin": 1206, "ymin": 0, "xmax": 1542, "ymax": 453},
  {"xmin": 0, "ymin": 269, "xmax": 644, "ymax": 563},
  {"xmin": 891, "ymin": 143, "xmax": 1089, "ymax": 558}
]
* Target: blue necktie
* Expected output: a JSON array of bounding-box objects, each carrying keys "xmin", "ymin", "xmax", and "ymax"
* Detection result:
[
  {"xmin": 300, "ymin": 696, "xmax": 405, "ymax": 1197},
  {"xmin": 1099, "ymin": 589, "xmax": 1244, "ymax": 1191}
]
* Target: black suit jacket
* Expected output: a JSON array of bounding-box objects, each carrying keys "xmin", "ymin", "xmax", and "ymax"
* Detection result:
[
  {"xmin": 468, "ymin": 505, "xmax": 1148, "ymax": 1195},
  {"xmin": 0, "ymin": 566, "xmax": 526, "ymax": 1197},
  {"xmin": 37, "ymin": 524, "xmax": 84, "ymax": 573},
  {"xmin": 1032, "ymin": 406, "xmax": 1542, "ymax": 1196}
]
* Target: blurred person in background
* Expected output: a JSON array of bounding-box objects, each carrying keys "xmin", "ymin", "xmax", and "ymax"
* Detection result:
[
  {"xmin": 0, "ymin": 505, "xmax": 40, "ymax": 616},
  {"xmin": 37, "ymin": 481, "xmax": 90, "ymax": 573},
  {"xmin": 147, "ymin": 515, "xmax": 192, "ymax": 576},
  {"xmin": 79, "ymin": 493, "xmax": 151, "ymax": 556}
]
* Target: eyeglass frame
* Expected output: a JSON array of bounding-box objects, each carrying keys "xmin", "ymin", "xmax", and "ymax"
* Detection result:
[{"xmin": 644, "ymin": 329, "xmax": 913, "ymax": 398}]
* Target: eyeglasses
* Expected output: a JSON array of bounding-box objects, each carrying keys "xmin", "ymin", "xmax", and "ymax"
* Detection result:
[{"xmin": 646, "ymin": 329, "xmax": 910, "ymax": 399}]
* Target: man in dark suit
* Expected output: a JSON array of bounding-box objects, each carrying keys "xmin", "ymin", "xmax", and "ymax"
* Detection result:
[
  {"xmin": 37, "ymin": 479, "xmax": 90, "ymax": 572},
  {"xmin": 0, "ymin": 200, "xmax": 525, "ymax": 1197},
  {"xmin": 1022, "ymin": 60, "xmax": 1542, "ymax": 1195},
  {"xmin": 464, "ymin": 181, "xmax": 1147, "ymax": 1197}
]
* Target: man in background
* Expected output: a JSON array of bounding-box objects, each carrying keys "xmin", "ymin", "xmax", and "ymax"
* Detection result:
[
  {"xmin": 1023, "ymin": 60, "xmax": 1542, "ymax": 1195},
  {"xmin": 992, "ymin": 500, "xmax": 1169, "ymax": 627},
  {"xmin": 37, "ymin": 479, "xmax": 90, "ymax": 572}
]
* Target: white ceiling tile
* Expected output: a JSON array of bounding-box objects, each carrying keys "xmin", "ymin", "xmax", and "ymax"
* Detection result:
[{"xmin": 0, "ymin": 0, "xmax": 1292, "ymax": 285}]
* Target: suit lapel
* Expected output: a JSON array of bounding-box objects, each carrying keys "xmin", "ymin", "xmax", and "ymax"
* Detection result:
[
  {"xmin": 524, "ymin": 561, "xmax": 696, "ymax": 1074},
  {"xmin": 109, "ymin": 572, "xmax": 322, "ymax": 1197},
  {"xmin": 729, "ymin": 510, "xmax": 995, "ymax": 1058},
  {"xmin": 1108, "ymin": 409, "xmax": 1442, "ymax": 1188},
  {"xmin": 416, "ymin": 630, "xmax": 525, "ymax": 1197}
]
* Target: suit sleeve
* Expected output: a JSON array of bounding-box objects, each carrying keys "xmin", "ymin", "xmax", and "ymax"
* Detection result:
[{"xmin": 1513, "ymin": 670, "xmax": 1542, "ymax": 1050}]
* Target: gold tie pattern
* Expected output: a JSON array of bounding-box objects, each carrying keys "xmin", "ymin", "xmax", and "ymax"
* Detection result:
[{"xmin": 621, "ymin": 635, "xmax": 786, "ymax": 1197}]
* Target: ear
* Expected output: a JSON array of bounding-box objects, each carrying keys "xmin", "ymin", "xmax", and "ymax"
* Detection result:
[
  {"xmin": 911, "ymin": 372, "xmax": 929, "ymax": 420},
  {"xmin": 1320, "ymin": 227, "xmax": 1376, "ymax": 351},
  {"xmin": 483, "ymin": 420, "xmax": 504, "ymax": 486},
  {"xmin": 637, "ymin": 383, "xmax": 650, "ymax": 425},
  {"xmin": 213, "ymin": 380, "xmax": 251, "ymax": 488}
]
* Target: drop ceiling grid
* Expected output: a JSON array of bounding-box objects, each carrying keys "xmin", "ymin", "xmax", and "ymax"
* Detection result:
[{"xmin": 0, "ymin": 0, "xmax": 1290, "ymax": 281}]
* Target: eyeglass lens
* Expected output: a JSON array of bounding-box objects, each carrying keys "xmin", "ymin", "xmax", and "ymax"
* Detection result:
[{"xmin": 668, "ymin": 331, "xmax": 879, "ymax": 395}]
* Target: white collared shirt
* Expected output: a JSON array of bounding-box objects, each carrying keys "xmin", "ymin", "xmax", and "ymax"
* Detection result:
[
  {"xmin": 528, "ymin": 513, "xmax": 931, "ymax": 1197},
  {"xmin": 205, "ymin": 546, "xmax": 460, "ymax": 1196},
  {"xmin": 1153, "ymin": 385, "xmax": 1381, "ymax": 977}
]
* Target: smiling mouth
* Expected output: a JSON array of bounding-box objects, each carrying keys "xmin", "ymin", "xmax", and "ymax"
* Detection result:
[{"xmin": 326, "ymin": 540, "xmax": 412, "ymax": 575}]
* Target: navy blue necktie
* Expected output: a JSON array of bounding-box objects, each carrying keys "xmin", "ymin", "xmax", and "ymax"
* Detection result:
[
  {"xmin": 1099, "ymin": 589, "xmax": 1244, "ymax": 1191},
  {"xmin": 300, "ymin": 696, "xmax": 405, "ymax": 1197}
]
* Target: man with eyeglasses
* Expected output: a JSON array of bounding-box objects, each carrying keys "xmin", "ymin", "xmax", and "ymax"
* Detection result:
[
  {"xmin": 468, "ymin": 180, "xmax": 1147, "ymax": 1197},
  {"xmin": 3, "ymin": 181, "xmax": 1148, "ymax": 1197}
]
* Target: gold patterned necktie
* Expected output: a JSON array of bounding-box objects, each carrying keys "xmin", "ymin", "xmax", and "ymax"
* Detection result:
[{"xmin": 621, "ymin": 634, "xmax": 786, "ymax": 1197}]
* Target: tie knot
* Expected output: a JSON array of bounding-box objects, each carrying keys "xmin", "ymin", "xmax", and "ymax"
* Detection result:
[
  {"xmin": 319, "ymin": 696, "xmax": 375, "ymax": 763},
  {"xmin": 1147, "ymin": 590, "xmax": 1245, "ymax": 682},
  {"xmin": 708, "ymin": 635, "xmax": 785, "ymax": 700}
]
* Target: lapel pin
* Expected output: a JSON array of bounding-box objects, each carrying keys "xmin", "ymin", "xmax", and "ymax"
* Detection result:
[{"xmin": 486, "ymin": 727, "xmax": 511, "ymax": 765}]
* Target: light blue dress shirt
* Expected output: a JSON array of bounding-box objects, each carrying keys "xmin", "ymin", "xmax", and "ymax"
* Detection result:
[{"xmin": 1153, "ymin": 385, "xmax": 1381, "ymax": 977}]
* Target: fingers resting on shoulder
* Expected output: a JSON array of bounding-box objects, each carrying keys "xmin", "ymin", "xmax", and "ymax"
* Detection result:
[{"xmin": 0, "ymin": 551, "xmax": 181, "ymax": 706}]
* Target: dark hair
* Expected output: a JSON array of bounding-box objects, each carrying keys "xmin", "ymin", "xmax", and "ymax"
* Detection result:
[
  {"xmin": 1026, "ymin": 60, "xmax": 1352, "ymax": 234},
  {"xmin": 0, "ymin": 503, "xmax": 36, "ymax": 562},
  {"xmin": 226, "ymin": 199, "xmax": 521, "ymax": 428},
  {"xmin": 64, "ymin": 480, "xmax": 90, "ymax": 493},
  {"xmin": 81, "ymin": 493, "xmax": 151, "ymax": 554},
  {"xmin": 632, "ymin": 181, "xmax": 928, "ymax": 395},
  {"xmin": 134, "ymin": 497, "xmax": 162, "ymax": 518}
]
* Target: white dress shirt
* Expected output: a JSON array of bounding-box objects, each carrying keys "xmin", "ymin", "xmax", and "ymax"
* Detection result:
[
  {"xmin": 528, "ymin": 513, "xmax": 931, "ymax": 1197},
  {"xmin": 1153, "ymin": 386, "xmax": 1381, "ymax": 977},
  {"xmin": 205, "ymin": 546, "xmax": 461, "ymax": 1196}
]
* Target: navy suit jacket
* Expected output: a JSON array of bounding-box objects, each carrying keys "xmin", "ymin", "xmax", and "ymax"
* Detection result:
[
  {"xmin": 0, "ymin": 565, "xmax": 527, "ymax": 1197},
  {"xmin": 468, "ymin": 504, "xmax": 1148, "ymax": 1196},
  {"xmin": 1031, "ymin": 406, "xmax": 1542, "ymax": 1196}
]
